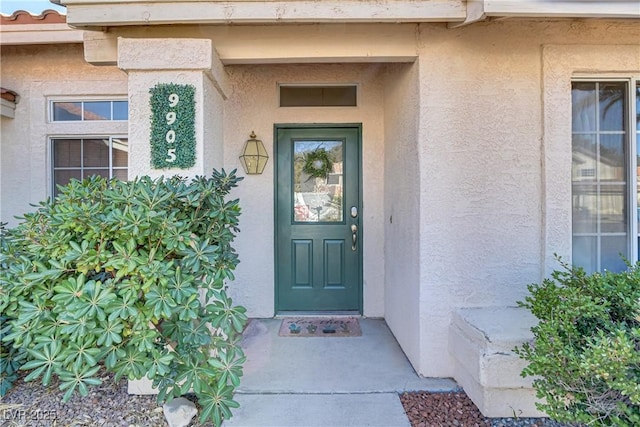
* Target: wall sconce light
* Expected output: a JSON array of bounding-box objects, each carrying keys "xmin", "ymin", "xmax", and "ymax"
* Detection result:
[{"xmin": 239, "ymin": 131, "xmax": 269, "ymax": 175}]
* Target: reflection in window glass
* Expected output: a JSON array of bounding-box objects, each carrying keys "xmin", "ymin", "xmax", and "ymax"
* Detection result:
[
  {"xmin": 53, "ymin": 102, "xmax": 82, "ymax": 121},
  {"xmin": 572, "ymin": 83, "xmax": 596, "ymax": 132},
  {"xmin": 599, "ymin": 83, "xmax": 625, "ymax": 131},
  {"xmin": 51, "ymin": 100, "xmax": 128, "ymax": 121},
  {"xmin": 571, "ymin": 81, "xmax": 629, "ymax": 272},
  {"xmin": 112, "ymin": 138, "xmax": 128, "ymax": 167},
  {"xmin": 113, "ymin": 101, "xmax": 128, "ymax": 120},
  {"xmin": 83, "ymin": 101, "xmax": 111, "ymax": 120},
  {"xmin": 293, "ymin": 140, "xmax": 344, "ymax": 222}
]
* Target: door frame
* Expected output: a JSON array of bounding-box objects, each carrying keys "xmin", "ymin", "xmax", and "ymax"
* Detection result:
[{"xmin": 273, "ymin": 123, "xmax": 363, "ymax": 314}]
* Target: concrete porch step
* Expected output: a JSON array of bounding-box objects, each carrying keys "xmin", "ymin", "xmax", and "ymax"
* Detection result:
[
  {"xmin": 223, "ymin": 393, "xmax": 411, "ymax": 427},
  {"xmin": 449, "ymin": 307, "xmax": 545, "ymax": 418}
]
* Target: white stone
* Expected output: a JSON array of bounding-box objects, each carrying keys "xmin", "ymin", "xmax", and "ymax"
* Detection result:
[{"xmin": 163, "ymin": 397, "xmax": 197, "ymax": 427}]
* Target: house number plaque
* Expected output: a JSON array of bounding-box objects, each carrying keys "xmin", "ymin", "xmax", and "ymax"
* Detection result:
[{"xmin": 149, "ymin": 83, "xmax": 196, "ymax": 169}]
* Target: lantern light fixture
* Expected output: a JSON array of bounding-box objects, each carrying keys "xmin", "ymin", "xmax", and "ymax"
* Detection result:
[{"xmin": 239, "ymin": 131, "xmax": 269, "ymax": 175}]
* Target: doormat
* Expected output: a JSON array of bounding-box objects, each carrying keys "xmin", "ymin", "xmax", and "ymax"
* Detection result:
[{"xmin": 278, "ymin": 317, "xmax": 362, "ymax": 337}]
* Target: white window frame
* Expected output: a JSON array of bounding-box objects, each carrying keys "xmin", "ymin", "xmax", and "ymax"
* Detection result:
[
  {"xmin": 571, "ymin": 77, "xmax": 640, "ymax": 268},
  {"xmin": 47, "ymin": 95, "xmax": 129, "ymax": 197},
  {"xmin": 48, "ymin": 97, "xmax": 128, "ymax": 123},
  {"xmin": 49, "ymin": 136, "xmax": 129, "ymax": 195}
]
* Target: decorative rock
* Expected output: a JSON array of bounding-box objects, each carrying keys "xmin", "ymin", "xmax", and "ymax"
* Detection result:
[{"xmin": 163, "ymin": 397, "xmax": 198, "ymax": 427}]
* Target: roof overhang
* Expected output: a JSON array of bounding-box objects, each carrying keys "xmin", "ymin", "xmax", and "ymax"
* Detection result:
[
  {"xmin": 452, "ymin": 0, "xmax": 640, "ymax": 27},
  {"xmin": 481, "ymin": 0, "xmax": 640, "ymax": 19},
  {"xmin": 59, "ymin": 0, "xmax": 639, "ymax": 29},
  {"xmin": 60, "ymin": 0, "xmax": 467, "ymax": 27},
  {"xmin": 0, "ymin": 22, "xmax": 83, "ymax": 44},
  {"xmin": 0, "ymin": 10, "xmax": 82, "ymax": 45}
]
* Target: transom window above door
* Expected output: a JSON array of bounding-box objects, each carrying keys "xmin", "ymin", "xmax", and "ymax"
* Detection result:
[
  {"xmin": 571, "ymin": 79, "xmax": 640, "ymax": 273},
  {"xmin": 279, "ymin": 85, "xmax": 357, "ymax": 107}
]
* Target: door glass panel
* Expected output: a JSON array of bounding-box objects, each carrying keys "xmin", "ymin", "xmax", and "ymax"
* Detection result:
[{"xmin": 293, "ymin": 140, "xmax": 343, "ymax": 222}]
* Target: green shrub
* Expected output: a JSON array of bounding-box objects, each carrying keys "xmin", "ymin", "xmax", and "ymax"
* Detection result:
[
  {"xmin": 516, "ymin": 258, "xmax": 640, "ymax": 426},
  {"xmin": 0, "ymin": 170, "xmax": 247, "ymax": 426}
]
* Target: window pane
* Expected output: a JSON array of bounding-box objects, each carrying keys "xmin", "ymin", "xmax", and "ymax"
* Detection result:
[
  {"xmin": 53, "ymin": 139, "xmax": 81, "ymax": 167},
  {"xmin": 53, "ymin": 102, "xmax": 81, "ymax": 121},
  {"xmin": 83, "ymin": 169, "xmax": 109, "ymax": 180},
  {"xmin": 572, "ymin": 134, "xmax": 597, "ymax": 182},
  {"xmin": 572, "ymin": 80, "xmax": 630, "ymax": 274},
  {"xmin": 83, "ymin": 139, "xmax": 110, "ymax": 167},
  {"xmin": 601, "ymin": 236, "xmax": 628, "ymax": 272},
  {"xmin": 600, "ymin": 184, "xmax": 627, "ymax": 233},
  {"xmin": 572, "ymin": 82, "xmax": 596, "ymax": 132},
  {"xmin": 599, "ymin": 83, "xmax": 626, "ymax": 131},
  {"xmin": 293, "ymin": 140, "xmax": 344, "ymax": 222},
  {"xmin": 280, "ymin": 86, "xmax": 357, "ymax": 107},
  {"xmin": 113, "ymin": 169, "xmax": 128, "ymax": 180},
  {"xmin": 83, "ymin": 101, "xmax": 111, "ymax": 120},
  {"xmin": 54, "ymin": 170, "xmax": 82, "ymax": 191},
  {"xmin": 572, "ymin": 185, "xmax": 597, "ymax": 234},
  {"xmin": 599, "ymin": 134, "xmax": 625, "ymax": 181},
  {"xmin": 113, "ymin": 101, "xmax": 128, "ymax": 120},
  {"xmin": 636, "ymin": 84, "xmax": 640, "ymax": 131},
  {"xmin": 112, "ymin": 138, "xmax": 128, "ymax": 167},
  {"xmin": 573, "ymin": 236, "xmax": 597, "ymax": 274}
]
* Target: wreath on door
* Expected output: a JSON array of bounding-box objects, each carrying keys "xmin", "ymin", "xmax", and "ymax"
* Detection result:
[{"xmin": 302, "ymin": 148, "xmax": 334, "ymax": 179}]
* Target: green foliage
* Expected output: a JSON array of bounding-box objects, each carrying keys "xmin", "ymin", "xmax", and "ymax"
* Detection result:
[
  {"xmin": 516, "ymin": 257, "xmax": 640, "ymax": 426},
  {"xmin": 302, "ymin": 148, "xmax": 334, "ymax": 179},
  {"xmin": 0, "ymin": 170, "xmax": 247, "ymax": 426},
  {"xmin": 149, "ymin": 83, "xmax": 196, "ymax": 169}
]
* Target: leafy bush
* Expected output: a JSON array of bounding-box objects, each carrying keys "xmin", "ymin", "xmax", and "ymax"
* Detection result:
[
  {"xmin": 0, "ymin": 170, "xmax": 247, "ymax": 426},
  {"xmin": 516, "ymin": 258, "xmax": 640, "ymax": 426}
]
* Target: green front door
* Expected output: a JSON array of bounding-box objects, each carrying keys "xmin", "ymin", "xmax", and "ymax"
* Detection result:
[{"xmin": 275, "ymin": 125, "xmax": 362, "ymax": 312}]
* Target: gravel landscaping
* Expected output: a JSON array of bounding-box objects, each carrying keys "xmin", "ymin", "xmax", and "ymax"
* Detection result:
[
  {"xmin": 1, "ymin": 370, "xmax": 212, "ymax": 427},
  {"xmin": 400, "ymin": 392, "xmax": 575, "ymax": 427},
  {"xmin": 2, "ymin": 370, "xmax": 575, "ymax": 427}
]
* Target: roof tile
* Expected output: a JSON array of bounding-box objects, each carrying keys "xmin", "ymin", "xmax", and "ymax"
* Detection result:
[{"xmin": 1, "ymin": 9, "xmax": 66, "ymax": 25}]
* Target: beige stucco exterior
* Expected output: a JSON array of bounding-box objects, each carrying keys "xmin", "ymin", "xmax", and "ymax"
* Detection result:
[{"xmin": 1, "ymin": 2, "xmax": 639, "ymax": 416}]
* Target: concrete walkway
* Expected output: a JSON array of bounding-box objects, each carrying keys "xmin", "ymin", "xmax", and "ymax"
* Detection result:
[{"xmin": 223, "ymin": 318, "xmax": 459, "ymax": 427}]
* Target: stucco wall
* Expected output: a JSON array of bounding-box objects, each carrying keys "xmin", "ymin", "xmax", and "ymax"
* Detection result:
[
  {"xmin": 383, "ymin": 62, "xmax": 422, "ymax": 367},
  {"xmin": 415, "ymin": 19, "xmax": 640, "ymax": 377},
  {"xmin": 224, "ymin": 63, "xmax": 387, "ymax": 318},
  {"xmin": 0, "ymin": 44, "xmax": 127, "ymax": 227},
  {"xmin": 3, "ymin": 18, "xmax": 640, "ymax": 381}
]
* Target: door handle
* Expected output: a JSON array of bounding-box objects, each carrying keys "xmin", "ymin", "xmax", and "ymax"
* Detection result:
[{"xmin": 351, "ymin": 224, "xmax": 358, "ymax": 251}]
